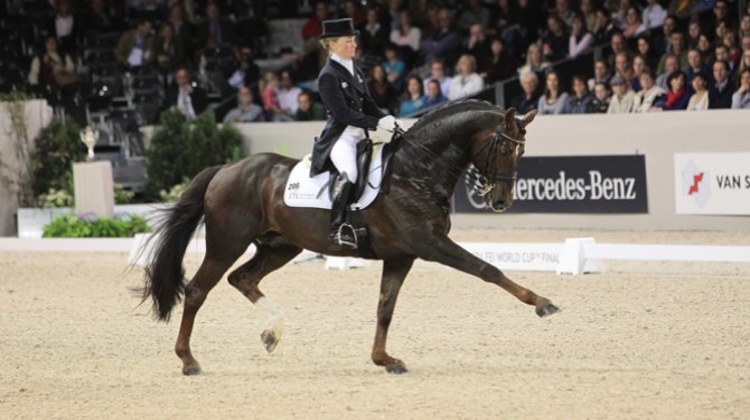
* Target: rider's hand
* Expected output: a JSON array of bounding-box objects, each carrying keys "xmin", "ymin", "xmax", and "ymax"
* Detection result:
[{"xmin": 377, "ymin": 115, "xmax": 398, "ymax": 132}]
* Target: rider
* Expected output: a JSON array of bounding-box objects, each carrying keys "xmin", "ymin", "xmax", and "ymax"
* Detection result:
[{"xmin": 310, "ymin": 18, "xmax": 402, "ymax": 248}]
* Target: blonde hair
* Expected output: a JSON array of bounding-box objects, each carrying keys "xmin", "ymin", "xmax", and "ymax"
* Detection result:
[
  {"xmin": 456, "ymin": 54, "xmax": 476, "ymax": 74},
  {"xmin": 259, "ymin": 72, "xmax": 278, "ymax": 91}
]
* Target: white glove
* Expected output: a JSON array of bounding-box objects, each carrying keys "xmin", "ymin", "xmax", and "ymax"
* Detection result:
[{"xmin": 377, "ymin": 115, "xmax": 397, "ymax": 132}]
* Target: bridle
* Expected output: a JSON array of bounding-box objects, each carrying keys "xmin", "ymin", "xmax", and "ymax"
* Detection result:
[{"xmin": 465, "ymin": 120, "xmax": 526, "ymax": 197}]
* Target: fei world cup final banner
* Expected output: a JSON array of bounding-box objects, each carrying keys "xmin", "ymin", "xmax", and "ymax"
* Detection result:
[
  {"xmin": 453, "ymin": 155, "xmax": 648, "ymax": 213},
  {"xmin": 674, "ymin": 153, "xmax": 750, "ymax": 215}
]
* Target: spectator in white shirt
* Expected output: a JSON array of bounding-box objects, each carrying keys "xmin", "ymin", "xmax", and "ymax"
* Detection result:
[
  {"xmin": 390, "ymin": 10, "xmax": 421, "ymax": 52},
  {"xmin": 607, "ymin": 74, "xmax": 636, "ymax": 113},
  {"xmin": 642, "ymin": 0, "xmax": 667, "ymax": 30},
  {"xmin": 448, "ymin": 54, "xmax": 484, "ymax": 100},
  {"xmin": 569, "ymin": 14, "xmax": 594, "ymax": 58},
  {"xmin": 276, "ymin": 70, "xmax": 302, "ymax": 115},
  {"xmin": 632, "ymin": 69, "xmax": 666, "ymax": 112}
]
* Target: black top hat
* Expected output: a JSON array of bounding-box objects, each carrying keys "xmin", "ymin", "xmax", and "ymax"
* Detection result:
[{"xmin": 320, "ymin": 18, "xmax": 360, "ymax": 39}]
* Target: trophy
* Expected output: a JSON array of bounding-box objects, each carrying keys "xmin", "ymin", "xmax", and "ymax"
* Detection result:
[{"xmin": 80, "ymin": 126, "xmax": 99, "ymax": 162}]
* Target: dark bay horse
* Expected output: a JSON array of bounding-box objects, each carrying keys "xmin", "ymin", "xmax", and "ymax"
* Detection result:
[{"xmin": 141, "ymin": 99, "xmax": 559, "ymax": 375}]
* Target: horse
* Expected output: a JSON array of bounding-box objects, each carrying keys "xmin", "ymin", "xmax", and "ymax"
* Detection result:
[{"xmin": 140, "ymin": 99, "xmax": 559, "ymax": 375}]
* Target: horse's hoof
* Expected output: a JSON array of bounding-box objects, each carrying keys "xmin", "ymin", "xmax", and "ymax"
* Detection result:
[
  {"xmin": 182, "ymin": 364, "xmax": 202, "ymax": 376},
  {"xmin": 261, "ymin": 329, "xmax": 280, "ymax": 353},
  {"xmin": 385, "ymin": 364, "xmax": 408, "ymax": 374},
  {"xmin": 536, "ymin": 303, "xmax": 561, "ymax": 318}
]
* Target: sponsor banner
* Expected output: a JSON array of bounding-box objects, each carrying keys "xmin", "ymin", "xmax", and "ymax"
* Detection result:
[
  {"xmin": 454, "ymin": 155, "xmax": 648, "ymax": 213},
  {"xmin": 674, "ymin": 153, "xmax": 750, "ymax": 215},
  {"xmin": 461, "ymin": 242, "xmax": 563, "ymax": 272}
]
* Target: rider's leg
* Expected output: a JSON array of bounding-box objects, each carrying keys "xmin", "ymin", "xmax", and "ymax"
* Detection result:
[{"xmin": 328, "ymin": 134, "xmax": 360, "ymax": 247}]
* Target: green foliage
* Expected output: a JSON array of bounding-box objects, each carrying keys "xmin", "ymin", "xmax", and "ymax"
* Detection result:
[
  {"xmin": 42, "ymin": 213, "xmax": 151, "ymax": 238},
  {"xmin": 146, "ymin": 109, "xmax": 243, "ymax": 198},
  {"xmin": 32, "ymin": 119, "xmax": 86, "ymax": 199},
  {"xmin": 114, "ymin": 183, "xmax": 135, "ymax": 204},
  {"xmin": 38, "ymin": 188, "xmax": 74, "ymax": 208},
  {"xmin": 159, "ymin": 178, "xmax": 190, "ymax": 202}
]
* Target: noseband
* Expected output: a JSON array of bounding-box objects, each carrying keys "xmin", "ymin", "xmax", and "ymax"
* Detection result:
[{"xmin": 466, "ymin": 121, "xmax": 525, "ymax": 197}]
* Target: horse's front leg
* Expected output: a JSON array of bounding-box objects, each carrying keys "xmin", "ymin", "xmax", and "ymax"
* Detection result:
[
  {"xmin": 372, "ymin": 257, "xmax": 415, "ymax": 374},
  {"xmin": 419, "ymin": 235, "xmax": 560, "ymax": 317}
]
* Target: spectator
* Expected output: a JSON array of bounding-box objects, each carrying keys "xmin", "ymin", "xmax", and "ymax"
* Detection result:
[
  {"xmin": 480, "ymin": 37, "xmax": 517, "ymax": 84},
  {"xmin": 382, "ymin": 43, "xmax": 406, "ymax": 93},
  {"xmin": 166, "ymin": 67, "xmax": 207, "ymax": 120},
  {"xmin": 423, "ymin": 58, "xmax": 451, "ymax": 99},
  {"xmin": 359, "ymin": 7, "xmax": 389, "ymax": 57},
  {"xmin": 657, "ymin": 31, "xmax": 687, "ymax": 75},
  {"xmin": 587, "ymin": 82, "xmax": 611, "ymax": 113},
  {"xmin": 50, "ymin": 0, "xmax": 79, "ymax": 54},
  {"xmin": 739, "ymin": 48, "xmax": 750, "ymax": 75},
  {"xmin": 425, "ymin": 79, "xmax": 448, "ymax": 107},
  {"xmin": 458, "ymin": 0, "xmax": 492, "ymax": 31},
  {"xmin": 662, "ymin": 70, "xmax": 690, "ymax": 110},
  {"xmin": 114, "ymin": 19, "xmax": 155, "ymax": 69},
  {"xmin": 368, "ymin": 64, "xmax": 398, "ymax": 115},
  {"xmin": 632, "ymin": 69, "xmax": 666, "ymax": 112},
  {"xmin": 714, "ymin": 45, "xmax": 735, "ymax": 73},
  {"xmin": 614, "ymin": 51, "xmax": 633, "ymax": 83},
  {"xmin": 667, "ymin": 0, "xmax": 708, "ymax": 22},
  {"xmin": 518, "ymin": 43, "xmax": 551, "ymax": 75},
  {"xmin": 593, "ymin": 7, "xmax": 616, "ymax": 44},
  {"xmin": 260, "ymin": 72, "xmax": 293, "ymax": 122},
  {"xmin": 653, "ymin": 15, "xmax": 677, "ymax": 56},
  {"xmin": 696, "ymin": 34, "xmax": 713, "ymax": 63},
  {"xmin": 555, "ymin": 0, "xmax": 576, "ymax": 28},
  {"xmin": 642, "ymin": 0, "xmax": 667, "ymax": 30},
  {"xmin": 421, "ymin": 8, "xmax": 463, "ymax": 68},
  {"xmin": 723, "ymin": 30, "xmax": 741, "ymax": 68},
  {"xmin": 537, "ymin": 70, "xmax": 569, "ymax": 115},
  {"xmin": 295, "ymin": 91, "xmax": 327, "ymax": 121},
  {"xmin": 686, "ymin": 49, "xmax": 709, "ymax": 89},
  {"xmin": 464, "ymin": 23, "xmax": 493, "ymax": 68},
  {"xmin": 341, "ymin": 0, "xmax": 365, "ymax": 27},
  {"xmin": 277, "ymin": 70, "xmax": 302, "ymax": 116},
  {"xmin": 168, "ymin": 3, "xmax": 193, "ymax": 60},
  {"xmin": 226, "ymin": 45, "xmax": 260, "ymax": 94},
  {"xmin": 390, "ymin": 10, "xmax": 421, "ymax": 60},
  {"xmin": 709, "ymin": 60, "xmax": 734, "ymax": 109},
  {"xmin": 512, "ymin": 70, "xmax": 541, "ymax": 114},
  {"xmin": 154, "ymin": 23, "xmax": 184, "ymax": 74},
  {"xmin": 607, "ymin": 74, "xmax": 635, "ymax": 113},
  {"xmin": 687, "ymin": 19, "xmax": 702, "ymax": 49},
  {"xmin": 564, "ymin": 74, "xmax": 594, "ymax": 113},
  {"xmin": 224, "ymin": 86, "xmax": 265, "ymax": 123},
  {"xmin": 607, "ymin": 32, "xmax": 627, "ymax": 70},
  {"xmin": 588, "ymin": 59, "xmax": 611, "ymax": 90},
  {"xmin": 448, "ymin": 54, "xmax": 484, "ymax": 100},
  {"xmin": 731, "ymin": 68, "xmax": 750, "ymax": 109},
  {"xmin": 491, "ymin": 0, "xmax": 516, "ymax": 38},
  {"xmin": 632, "ymin": 54, "xmax": 650, "ymax": 92},
  {"xmin": 511, "ymin": 0, "xmax": 544, "ymax": 55},
  {"xmin": 656, "ymin": 54, "xmax": 680, "ymax": 91},
  {"xmin": 704, "ymin": 0, "xmax": 730, "ymax": 33},
  {"xmin": 385, "ymin": 0, "xmax": 403, "ymax": 32},
  {"xmin": 301, "ymin": 1, "xmax": 330, "ymax": 73},
  {"xmin": 84, "ymin": 0, "xmax": 122, "ymax": 37},
  {"xmin": 636, "ymin": 35, "xmax": 659, "ymax": 70},
  {"xmin": 569, "ymin": 14, "xmax": 594, "ymax": 58},
  {"xmin": 542, "ymin": 15, "xmax": 568, "ymax": 61},
  {"xmin": 612, "ymin": 0, "xmax": 631, "ymax": 30},
  {"xmin": 579, "ymin": 0, "xmax": 597, "ymax": 34},
  {"xmin": 622, "ymin": 6, "xmax": 646, "ymax": 40},
  {"xmin": 741, "ymin": 15, "xmax": 750, "ymax": 38},
  {"xmin": 398, "ymin": 75, "xmax": 427, "ymax": 117},
  {"xmin": 28, "ymin": 36, "xmax": 78, "ymax": 88},
  {"xmin": 197, "ymin": 3, "xmax": 237, "ymax": 51},
  {"xmin": 686, "ymin": 72, "xmax": 710, "ymax": 110}
]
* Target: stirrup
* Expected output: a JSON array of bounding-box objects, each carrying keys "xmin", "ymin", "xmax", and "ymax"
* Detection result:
[{"xmin": 334, "ymin": 223, "xmax": 357, "ymax": 249}]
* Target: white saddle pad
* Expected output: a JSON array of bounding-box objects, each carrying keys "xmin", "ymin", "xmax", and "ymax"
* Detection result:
[{"xmin": 283, "ymin": 143, "xmax": 387, "ymax": 210}]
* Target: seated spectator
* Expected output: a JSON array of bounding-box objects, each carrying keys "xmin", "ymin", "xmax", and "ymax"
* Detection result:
[
  {"xmin": 511, "ymin": 70, "xmax": 541, "ymax": 114},
  {"xmin": 260, "ymin": 72, "xmax": 293, "ymax": 122},
  {"xmin": 588, "ymin": 59, "xmax": 611, "ymax": 90},
  {"xmin": 631, "ymin": 54, "xmax": 648, "ymax": 92},
  {"xmin": 517, "ymin": 43, "xmax": 551, "ymax": 75},
  {"xmin": 642, "ymin": 0, "xmax": 667, "ymax": 30},
  {"xmin": 115, "ymin": 19, "xmax": 155, "ymax": 69},
  {"xmin": 28, "ymin": 36, "xmax": 78, "ymax": 88},
  {"xmin": 662, "ymin": 70, "xmax": 690, "ymax": 110},
  {"xmin": 632, "ymin": 69, "xmax": 666, "ymax": 113},
  {"xmin": 636, "ymin": 35, "xmax": 659, "ymax": 70},
  {"xmin": 463, "ymin": 23, "xmax": 492, "ymax": 68},
  {"xmin": 295, "ymin": 91, "xmax": 327, "ymax": 121},
  {"xmin": 714, "ymin": 44, "xmax": 736, "ymax": 74},
  {"xmin": 49, "ymin": 0, "xmax": 79, "ymax": 54},
  {"xmin": 657, "ymin": 31, "xmax": 688, "ymax": 75},
  {"xmin": 656, "ymin": 54, "xmax": 680, "ymax": 91},
  {"xmin": 277, "ymin": 70, "xmax": 302, "ymax": 116},
  {"xmin": 224, "ymin": 86, "xmax": 265, "ymax": 123},
  {"xmin": 622, "ymin": 6, "xmax": 646, "ymax": 40},
  {"xmin": 458, "ymin": 0, "xmax": 492, "ymax": 31},
  {"xmin": 652, "ymin": 15, "xmax": 676, "ymax": 56},
  {"xmin": 168, "ymin": 3, "xmax": 194, "ymax": 59},
  {"xmin": 368, "ymin": 64, "xmax": 398, "ymax": 115},
  {"xmin": 613, "ymin": 51, "xmax": 633, "ymax": 85},
  {"xmin": 741, "ymin": 15, "xmax": 750, "ymax": 39},
  {"xmin": 687, "ymin": 20, "xmax": 702, "ymax": 49},
  {"xmin": 709, "ymin": 60, "xmax": 734, "ymax": 109},
  {"xmin": 479, "ymin": 38, "xmax": 517, "ymax": 84},
  {"xmin": 579, "ymin": 0, "xmax": 597, "ymax": 33},
  {"xmin": 568, "ymin": 14, "xmax": 594, "ymax": 59},
  {"xmin": 593, "ymin": 6, "xmax": 616, "ymax": 44},
  {"xmin": 300, "ymin": 1, "xmax": 330, "ymax": 75},
  {"xmin": 739, "ymin": 48, "xmax": 750, "ymax": 75},
  {"xmin": 731, "ymin": 68, "xmax": 750, "ymax": 109},
  {"xmin": 84, "ymin": 0, "xmax": 122, "ymax": 37},
  {"xmin": 542, "ymin": 15, "xmax": 568, "ymax": 62},
  {"xmin": 587, "ymin": 82, "xmax": 612, "ymax": 113},
  {"xmin": 425, "ymin": 79, "xmax": 448, "ymax": 107},
  {"xmin": 448, "ymin": 54, "xmax": 484, "ymax": 101},
  {"xmin": 696, "ymin": 34, "xmax": 713, "ymax": 63},
  {"xmin": 165, "ymin": 67, "xmax": 207, "ymax": 120},
  {"xmin": 685, "ymin": 49, "xmax": 709, "ymax": 90},
  {"xmin": 537, "ymin": 70, "xmax": 569, "ymax": 115},
  {"xmin": 398, "ymin": 75, "xmax": 427, "ymax": 117},
  {"xmin": 154, "ymin": 23, "xmax": 185, "ymax": 75},
  {"xmin": 226, "ymin": 45, "xmax": 261, "ymax": 94},
  {"xmin": 606, "ymin": 32, "xmax": 627, "ymax": 70},
  {"xmin": 612, "ymin": 0, "xmax": 629, "ymax": 30},
  {"xmin": 421, "ymin": 8, "xmax": 463, "ymax": 68},
  {"xmin": 686, "ymin": 72, "xmax": 710, "ymax": 111},
  {"xmin": 390, "ymin": 9, "xmax": 421, "ymax": 65},
  {"xmin": 196, "ymin": 3, "xmax": 237, "ymax": 54},
  {"xmin": 607, "ymin": 74, "xmax": 635, "ymax": 113},
  {"xmin": 341, "ymin": 0, "xmax": 365, "ymax": 27},
  {"xmin": 359, "ymin": 7, "xmax": 389, "ymax": 57},
  {"xmin": 555, "ymin": 0, "xmax": 577, "ymax": 28},
  {"xmin": 564, "ymin": 74, "xmax": 594, "ymax": 114},
  {"xmin": 423, "ymin": 58, "xmax": 452, "ymax": 99},
  {"xmin": 382, "ymin": 43, "xmax": 406, "ymax": 93}
]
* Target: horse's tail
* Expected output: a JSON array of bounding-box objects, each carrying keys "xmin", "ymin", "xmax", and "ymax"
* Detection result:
[{"xmin": 141, "ymin": 165, "xmax": 223, "ymax": 322}]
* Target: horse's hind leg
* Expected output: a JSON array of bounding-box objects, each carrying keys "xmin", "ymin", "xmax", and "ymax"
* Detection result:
[
  {"xmin": 372, "ymin": 258, "xmax": 414, "ymax": 374},
  {"xmin": 227, "ymin": 241, "xmax": 302, "ymax": 353}
]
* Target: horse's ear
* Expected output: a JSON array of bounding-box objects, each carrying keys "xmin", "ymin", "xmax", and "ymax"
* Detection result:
[
  {"xmin": 523, "ymin": 109, "xmax": 538, "ymax": 125},
  {"xmin": 504, "ymin": 107, "xmax": 516, "ymax": 128}
]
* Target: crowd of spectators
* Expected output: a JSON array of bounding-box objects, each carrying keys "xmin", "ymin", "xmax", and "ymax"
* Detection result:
[{"xmin": 1, "ymin": 0, "xmax": 750, "ymax": 130}]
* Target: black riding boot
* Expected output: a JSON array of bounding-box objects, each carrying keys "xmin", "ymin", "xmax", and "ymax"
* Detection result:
[{"xmin": 329, "ymin": 178, "xmax": 356, "ymax": 248}]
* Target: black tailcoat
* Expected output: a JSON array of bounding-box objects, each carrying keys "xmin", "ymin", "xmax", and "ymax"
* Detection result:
[{"xmin": 310, "ymin": 59, "xmax": 386, "ymax": 176}]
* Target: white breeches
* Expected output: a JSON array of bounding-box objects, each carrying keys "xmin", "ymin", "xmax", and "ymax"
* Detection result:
[{"xmin": 329, "ymin": 129, "xmax": 365, "ymax": 181}]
